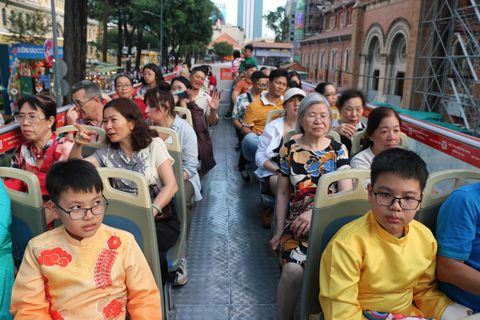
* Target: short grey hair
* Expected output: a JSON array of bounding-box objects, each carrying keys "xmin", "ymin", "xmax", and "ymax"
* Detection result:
[
  {"xmin": 176, "ymin": 67, "xmax": 190, "ymax": 77},
  {"xmin": 71, "ymin": 80, "xmax": 102, "ymax": 100},
  {"xmin": 295, "ymin": 92, "xmax": 333, "ymax": 134}
]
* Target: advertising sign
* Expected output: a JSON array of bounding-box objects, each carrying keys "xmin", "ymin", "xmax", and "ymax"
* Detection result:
[
  {"xmin": 220, "ymin": 68, "xmax": 233, "ymax": 80},
  {"xmin": 44, "ymin": 38, "xmax": 54, "ymax": 63}
]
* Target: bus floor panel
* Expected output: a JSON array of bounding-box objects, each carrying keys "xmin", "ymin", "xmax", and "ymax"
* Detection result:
[{"xmin": 172, "ymin": 119, "xmax": 296, "ymax": 319}]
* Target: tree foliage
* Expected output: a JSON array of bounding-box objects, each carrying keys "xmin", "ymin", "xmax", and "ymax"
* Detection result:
[
  {"xmin": 264, "ymin": 6, "xmax": 289, "ymax": 42},
  {"xmin": 6, "ymin": 10, "xmax": 51, "ymax": 45},
  {"xmin": 213, "ymin": 41, "xmax": 233, "ymax": 59}
]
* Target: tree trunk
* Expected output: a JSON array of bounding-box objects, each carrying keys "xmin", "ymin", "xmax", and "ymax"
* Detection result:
[
  {"xmin": 116, "ymin": 1, "xmax": 124, "ymax": 67},
  {"xmin": 64, "ymin": 0, "xmax": 87, "ymax": 104},
  {"xmin": 135, "ymin": 28, "xmax": 144, "ymax": 71},
  {"xmin": 102, "ymin": 0, "xmax": 108, "ymax": 62}
]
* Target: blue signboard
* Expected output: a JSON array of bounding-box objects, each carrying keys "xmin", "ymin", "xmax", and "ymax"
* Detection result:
[
  {"xmin": 9, "ymin": 43, "xmax": 63, "ymax": 61},
  {"xmin": 39, "ymin": 75, "xmax": 49, "ymax": 82}
]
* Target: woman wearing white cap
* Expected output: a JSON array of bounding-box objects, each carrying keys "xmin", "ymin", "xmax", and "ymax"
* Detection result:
[{"xmin": 255, "ymin": 88, "xmax": 306, "ymax": 195}]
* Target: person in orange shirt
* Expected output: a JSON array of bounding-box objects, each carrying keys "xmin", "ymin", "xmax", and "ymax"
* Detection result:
[
  {"xmin": 231, "ymin": 63, "xmax": 257, "ymax": 105},
  {"xmin": 10, "ymin": 160, "xmax": 162, "ymax": 319},
  {"xmin": 241, "ymin": 68, "xmax": 288, "ymax": 162}
]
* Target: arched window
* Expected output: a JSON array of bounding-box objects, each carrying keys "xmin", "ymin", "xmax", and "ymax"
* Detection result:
[
  {"xmin": 25, "ymin": 12, "xmax": 29, "ymax": 26},
  {"xmin": 344, "ymin": 48, "xmax": 351, "ymax": 72},
  {"xmin": 2, "ymin": 9, "xmax": 6, "ymax": 26},
  {"xmin": 311, "ymin": 51, "xmax": 316, "ymax": 68},
  {"xmin": 331, "ymin": 49, "xmax": 337, "ymax": 72},
  {"xmin": 320, "ymin": 50, "xmax": 325, "ymax": 70}
]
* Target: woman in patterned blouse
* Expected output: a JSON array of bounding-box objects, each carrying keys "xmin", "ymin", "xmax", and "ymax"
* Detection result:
[
  {"xmin": 4, "ymin": 95, "xmax": 73, "ymax": 227},
  {"xmin": 269, "ymin": 93, "xmax": 353, "ymax": 320}
]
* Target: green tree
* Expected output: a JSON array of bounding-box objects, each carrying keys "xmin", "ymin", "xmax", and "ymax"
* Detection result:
[
  {"xmin": 264, "ymin": 6, "xmax": 289, "ymax": 42},
  {"xmin": 213, "ymin": 41, "xmax": 233, "ymax": 59},
  {"xmin": 6, "ymin": 10, "xmax": 51, "ymax": 45},
  {"xmin": 140, "ymin": 0, "xmax": 216, "ymax": 69}
]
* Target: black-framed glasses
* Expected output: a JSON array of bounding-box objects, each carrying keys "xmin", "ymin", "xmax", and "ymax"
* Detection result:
[
  {"xmin": 73, "ymin": 96, "xmax": 95, "ymax": 108},
  {"xmin": 56, "ymin": 196, "xmax": 109, "ymax": 220},
  {"xmin": 372, "ymin": 191, "xmax": 422, "ymax": 210}
]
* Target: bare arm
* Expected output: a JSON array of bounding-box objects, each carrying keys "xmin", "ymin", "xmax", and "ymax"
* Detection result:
[
  {"xmin": 263, "ymin": 160, "xmax": 278, "ymax": 174},
  {"xmin": 67, "ymin": 124, "xmax": 100, "ymax": 167},
  {"xmin": 241, "ymin": 125, "xmax": 254, "ymax": 136},
  {"xmin": 232, "ymin": 118, "xmax": 242, "ymax": 130},
  {"xmin": 437, "ymin": 255, "xmax": 480, "ymax": 295},
  {"xmin": 337, "ymin": 177, "xmax": 353, "ymax": 192},
  {"xmin": 153, "ymin": 159, "xmax": 178, "ymax": 217},
  {"xmin": 64, "ymin": 106, "xmax": 79, "ymax": 140}
]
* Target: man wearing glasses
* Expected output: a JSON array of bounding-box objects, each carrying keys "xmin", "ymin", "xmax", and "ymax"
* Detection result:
[
  {"xmin": 65, "ymin": 80, "xmax": 105, "ymax": 141},
  {"xmin": 241, "ymin": 68, "xmax": 288, "ymax": 164},
  {"xmin": 232, "ymin": 71, "xmax": 268, "ymax": 181}
]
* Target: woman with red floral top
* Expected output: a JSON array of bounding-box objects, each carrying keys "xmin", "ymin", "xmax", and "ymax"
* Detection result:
[{"xmin": 4, "ymin": 95, "xmax": 73, "ymax": 227}]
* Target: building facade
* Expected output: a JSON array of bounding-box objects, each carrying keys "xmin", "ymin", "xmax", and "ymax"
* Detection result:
[
  {"xmin": 212, "ymin": 23, "xmax": 245, "ymax": 46},
  {"xmin": 0, "ymin": 0, "xmax": 98, "ymax": 59},
  {"xmin": 237, "ymin": 0, "xmax": 263, "ymax": 40},
  {"xmin": 298, "ymin": 0, "xmax": 419, "ymax": 110},
  {"xmin": 299, "ymin": 0, "xmax": 355, "ymax": 89}
]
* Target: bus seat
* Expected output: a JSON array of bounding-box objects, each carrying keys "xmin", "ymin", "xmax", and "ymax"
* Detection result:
[
  {"xmin": 55, "ymin": 125, "xmax": 106, "ymax": 157},
  {"xmin": 325, "ymin": 130, "xmax": 341, "ymax": 143},
  {"xmin": 350, "ymin": 130, "xmax": 366, "ymax": 157},
  {"xmin": 301, "ymin": 169, "xmax": 371, "ymax": 320},
  {"xmin": 95, "ymin": 167, "xmax": 166, "ymax": 319},
  {"xmin": 0, "ymin": 168, "xmax": 47, "ymax": 264},
  {"xmin": 174, "ymin": 107, "xmax": 193, "ymax": 127},
  {"xmin": 149, "ymin": 126, "xmax": 187, "ymax": 273},
  {"xmin": 266, "ymin": 109, "xmax": 286, "ymax": 125},
  {"xmin": 150, "ymin": 126, "xmax": 187, "ymax": 319},
  {"xmin": 415, "ymin": 169, "xmax": 480, "ymax": 236}
]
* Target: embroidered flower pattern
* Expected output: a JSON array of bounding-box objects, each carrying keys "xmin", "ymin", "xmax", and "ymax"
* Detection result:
[
  {"xmin": 96, "ymin": 297, "xmax": 127, "ymax": 320},
  {"xmin": 94, "ymin": 235, "xmax": 120, "ymax": 289},
  {"xmin": 103, "ymin": 300, "xmax": 123, "ymax": 319},
  {"xmin": 107, "ymin": 236, "xmax": 121, "ymax": 250},
  {"xmin": 37, "ymin": 247, "xmax": 72, "ymax": 267}
]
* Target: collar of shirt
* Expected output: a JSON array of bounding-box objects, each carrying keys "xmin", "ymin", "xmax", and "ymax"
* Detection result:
[{"xmin": 260, "ymin": 93, "xmax": 283, "ymax": 107}]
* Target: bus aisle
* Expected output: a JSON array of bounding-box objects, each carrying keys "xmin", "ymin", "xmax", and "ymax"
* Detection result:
[{"xmin": 172, "ymin": 118, "xmax": 285, "ymax": 319}]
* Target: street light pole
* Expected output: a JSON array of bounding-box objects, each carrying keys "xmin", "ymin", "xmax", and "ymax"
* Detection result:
[{"xmin": 143, "ymin": 7, "xmax": 163, "ymax": 71}]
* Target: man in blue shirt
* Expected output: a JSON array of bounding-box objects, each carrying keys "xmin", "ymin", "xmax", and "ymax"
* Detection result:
[{"xmin": 436, "ymin": 182, "xmax": 480, "ymax": 313}]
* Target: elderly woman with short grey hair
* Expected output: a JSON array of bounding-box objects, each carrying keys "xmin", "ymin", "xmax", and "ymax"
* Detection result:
[{"xmin": 269, "ymin": 92, "xmax": 352, "ymax": 320}]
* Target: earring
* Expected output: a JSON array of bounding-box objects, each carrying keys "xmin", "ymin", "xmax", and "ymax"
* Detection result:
[{"xmin": 48, "ymin": 125, "xmax": 51, "ymax": 128}]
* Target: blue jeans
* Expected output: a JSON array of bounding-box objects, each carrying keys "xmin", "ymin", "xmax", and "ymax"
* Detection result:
[{"xmin": 242, "ymin": 133, "xmax": 259, "ymax": 163}]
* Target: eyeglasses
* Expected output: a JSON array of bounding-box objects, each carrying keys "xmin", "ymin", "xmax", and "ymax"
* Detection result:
[
  {"xmin": 304, "ymin": 114, "xmax": 331, "ymax": 123},
  {"xmin": 73, "ymin": 96, "xmax": 95, "ymax": 108},
  {"xmin": 372, "ymin": 191, "xmax": 422, "ymax": 210},
  {"xmin": 56, "ymin": 196, "xmax": 109, "ymax": 220},
  {"xmin": 115, "ymin": 84, "xmax": 132, "ymax": 89},
  {"xmin": 15, "ymin": 114, "xmax": 46, "ymax": 123},
  {"xmin": 254, "ymin": 82, "xmax": 268, "ymax": 88}
]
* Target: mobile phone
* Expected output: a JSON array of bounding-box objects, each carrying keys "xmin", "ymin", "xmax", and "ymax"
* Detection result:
[{"xmin": 173, "ymin": 90, "xmax": 188, "ymax": 100}]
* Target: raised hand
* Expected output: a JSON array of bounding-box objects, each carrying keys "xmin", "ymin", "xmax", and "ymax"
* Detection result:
[
  {"xmin": 208, "ymin": 92, "xmax": 222, "ymax": 111},
  {"xmin": 73, "ymin": 123, "xmax": 95, "ymax": 146}
]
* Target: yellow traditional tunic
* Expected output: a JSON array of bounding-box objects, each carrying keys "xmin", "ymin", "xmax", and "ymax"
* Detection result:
[
  {"xmin": 320, "ymin": 211, "xmax": 452, "ymax": 320},
  {"xmin": 10, "ymin": 224, "xmax": 162, "ymax": 319}
]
